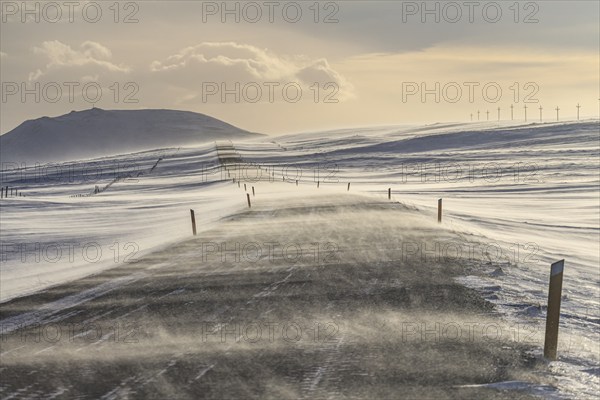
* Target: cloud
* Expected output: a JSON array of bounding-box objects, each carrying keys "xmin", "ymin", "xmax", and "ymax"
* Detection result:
[
  {"xmin": 0, "ymin": 52, "xmax": 7, "ymax": 58},
  {"xmin": 30, "ymin": 40, "xmax": 130, "ymax": 81},
  {"xmin": 149, "ymin": 42, "xmax": 355, "ymax": 103},
  {"xmin": 28, "ymin": 69, "xmax": 43, "ymax": 81}
]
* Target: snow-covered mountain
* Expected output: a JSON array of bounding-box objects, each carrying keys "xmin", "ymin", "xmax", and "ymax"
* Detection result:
[{"xmin": 0, "ymin": 108, "xmax": 262, "ymax": 163}]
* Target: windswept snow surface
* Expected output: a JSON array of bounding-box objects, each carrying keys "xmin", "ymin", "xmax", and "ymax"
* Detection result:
[{"xmin": 1, "ymin": 119, "xmax": 599, "ymax": 398}]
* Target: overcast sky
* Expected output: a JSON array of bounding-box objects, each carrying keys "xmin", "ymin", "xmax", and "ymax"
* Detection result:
[{"xmin": 1, "ymin": 0, "xmax": 599, "ymax": 134}]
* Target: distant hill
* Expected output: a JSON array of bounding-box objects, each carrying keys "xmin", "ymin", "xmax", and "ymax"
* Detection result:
[{"xmin": 0, "ymin": 108, "xmax": 262, "ymax": 163}]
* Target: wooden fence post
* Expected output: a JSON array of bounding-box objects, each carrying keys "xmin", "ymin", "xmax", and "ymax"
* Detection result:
[
  {"xmin": 437, "ymin": 199, "xmax": 442, "ymax": 223},
  {"xmin": 190, "ymin": 209, "xmax": 197, "ymax": 236},
  {"xmin": 544, "ymin": 260, "xmax": 565, "ymax": 360},
  {"xmin": 252, "ymin": 186, "xmax": 255, "ymax": 196},
  {"xmin": 388, "ymin": 188, "xmax": 391, "ymax": 200},
  {"xmin": 247, "ymin": 193, "xmax": 251, "ymax": 208},
  {"xmin": 317, "ymin": 181, "xmax": 320, "ymax": 188},
  {"xmin": 347, "ymin": 182, "xmax": 350, "ymax": 191}
]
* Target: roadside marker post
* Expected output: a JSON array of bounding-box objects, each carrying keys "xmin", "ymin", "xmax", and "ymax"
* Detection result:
[
  {"xmin": 544, "ymin": 260, "xmax": 565, "ymax": 360},
  {"xmin": 190, "ymin": 209, "xmax": 197, "ymax": 236}
]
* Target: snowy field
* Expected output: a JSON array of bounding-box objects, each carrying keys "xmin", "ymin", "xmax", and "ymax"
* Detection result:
[{"xmin": 1, "ymin": 120, "xmax": 598, "ymax": 398}]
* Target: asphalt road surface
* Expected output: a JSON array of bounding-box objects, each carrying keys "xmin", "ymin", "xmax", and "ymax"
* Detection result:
[{"xmin": 1, "ymin": 194, "xmax": 546, "ymax": 399}]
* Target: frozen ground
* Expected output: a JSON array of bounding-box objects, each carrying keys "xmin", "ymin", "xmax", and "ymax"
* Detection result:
[{"xmin": 0, "ymin": 119, "xmax": 598, "ymax": 398}]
